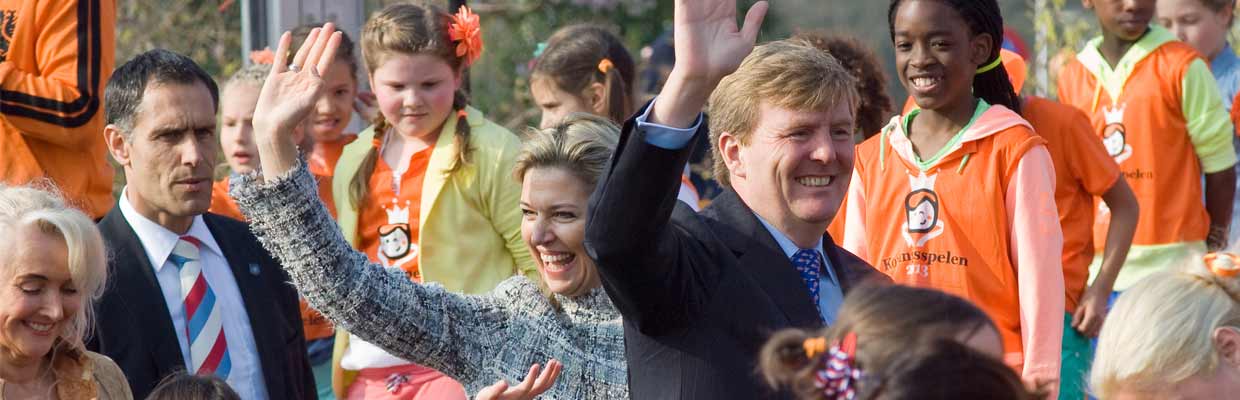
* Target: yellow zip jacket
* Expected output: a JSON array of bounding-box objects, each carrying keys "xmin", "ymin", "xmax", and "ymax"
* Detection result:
[{"xmin": 329, "ymin": 106, "xmax": 538, "ymax": 394}]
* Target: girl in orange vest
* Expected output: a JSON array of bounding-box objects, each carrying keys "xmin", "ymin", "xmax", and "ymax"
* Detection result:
[
  {"xmin": 842, "ymin": 0, "xmax": 1064, "ymax": 391},
  {"xmin": 1059, "ymin": 0, "xmax": 1236, "ymax": 299}
]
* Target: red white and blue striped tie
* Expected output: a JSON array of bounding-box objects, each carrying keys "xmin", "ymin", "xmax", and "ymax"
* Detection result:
[{"xmin": 170, "ymin": 236, "xmax": 231, "ymax": 379}]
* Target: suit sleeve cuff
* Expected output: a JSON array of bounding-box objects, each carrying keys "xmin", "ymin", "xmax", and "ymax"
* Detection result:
[{"xmin": 636, "ymin": 97, "xmax": 704, "ymax": 150}]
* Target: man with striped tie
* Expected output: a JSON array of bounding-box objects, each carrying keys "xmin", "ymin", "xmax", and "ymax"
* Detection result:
[{"xmin": 87, "ymin": 49, "xmax": 315, "ymax": 400}]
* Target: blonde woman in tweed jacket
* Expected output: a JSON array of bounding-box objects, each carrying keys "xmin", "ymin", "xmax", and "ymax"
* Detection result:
[{"xmin": 229, "ymin": 23, "xmax": 628, "ymax": 399}]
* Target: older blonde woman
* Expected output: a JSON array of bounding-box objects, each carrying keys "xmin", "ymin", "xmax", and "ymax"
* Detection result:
[
  {"xmin": 0, "ymin": 185, "xmax": 130, "ymax": 399},
  {"xmin": 1091, "ymin": 254, "xmax": 1240, "ymax": 399}
]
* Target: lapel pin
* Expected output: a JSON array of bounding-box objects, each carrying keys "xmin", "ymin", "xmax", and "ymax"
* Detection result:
[{"xmin": 249, "ymin": 263, "xmax": 261, "ymax": 276}]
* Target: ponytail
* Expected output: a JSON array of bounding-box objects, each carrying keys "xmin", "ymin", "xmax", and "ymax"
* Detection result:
[
  {"xmin": 599, "ymin": 59, "xmax": 634, "ymax": 124},
  {"xmin": 973, "ymin": 55, "xmax": 1022, "ymax": 114},
  {"xmin": 532, "ymin": 25, "xmax": 637, "ymax": 125},
  {"xmin": 758, "ymin": 328, "xmax": 822, "ymax": 398},
  {"xmin": 349, "ymin": 115, "xmax": 388, "ymax": 207}
]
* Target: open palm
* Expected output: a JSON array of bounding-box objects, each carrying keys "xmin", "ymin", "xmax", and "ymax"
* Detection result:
[
  {"xmin": 673, "ymin": 0, "xmax": 768, "ymax": 83},
  {"xmin": 252, "ymin": 23, "xmax": 343, "ymax": 145},
  {"xmin": 474, "ymin": 360, "xmax": 562, "ymax": 400}
]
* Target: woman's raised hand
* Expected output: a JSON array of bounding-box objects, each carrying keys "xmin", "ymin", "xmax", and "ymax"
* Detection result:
[{"xmin": 252, "ymin": 22, "xmax": 343, "ymax": 180}]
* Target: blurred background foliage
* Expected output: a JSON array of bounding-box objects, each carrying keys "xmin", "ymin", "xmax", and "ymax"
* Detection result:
[{"xmin": 111, "ymin": 0, "xmax": 1240, "ymax": 192}]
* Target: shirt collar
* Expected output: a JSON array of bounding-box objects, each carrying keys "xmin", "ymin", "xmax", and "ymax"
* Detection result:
[
  {"xmin": 1079, "ymin": 24, "xmax": 1177, "ymax": 75},
  {"xmin": 119, "ymin": 187, "xmax": 224, "ymax": 273},
  {"xmin": 752, "ymin": 213, "xmax": 824, "ymax": 259},
  {"xmin": 1212, "ymin": 42, "xmax": 1238, "ymax": 74}
]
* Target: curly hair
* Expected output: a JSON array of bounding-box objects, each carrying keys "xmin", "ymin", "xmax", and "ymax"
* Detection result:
[{"xmin": 792, "ymin": 31, "xmax": 894, "ymax": 139}]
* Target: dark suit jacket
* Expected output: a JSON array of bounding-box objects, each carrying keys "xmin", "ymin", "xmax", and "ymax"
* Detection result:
[
  {"xmin": 88, "ymin": 207, "xmax": 314, "ymax": 400},
  {"xmin": 585, "ymin": 107, "xmax": 889, "ymax": 399}
]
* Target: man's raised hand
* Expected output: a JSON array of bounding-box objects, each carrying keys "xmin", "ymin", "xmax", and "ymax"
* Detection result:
[{"xmin": 651, "ymin": 0, "xmax": 768, "ymax": 128}]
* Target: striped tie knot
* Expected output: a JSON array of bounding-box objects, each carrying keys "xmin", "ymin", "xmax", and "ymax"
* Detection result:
[{"xmin": 169, "ymin": 235, "xmax": 202, "ymax": 269}]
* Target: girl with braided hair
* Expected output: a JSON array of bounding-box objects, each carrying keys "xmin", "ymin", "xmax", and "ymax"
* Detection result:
[
  {"xmin": 841, "ymin": 0, "xmax": 1065, "ymax": 393},
  {"xmin": 325, "ymin": 4, "xmax": 537, "ymax": 399}
]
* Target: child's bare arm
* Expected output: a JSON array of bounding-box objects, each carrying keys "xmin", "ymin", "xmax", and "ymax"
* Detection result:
[
  {"xmin": 1204, "ymin": 168, "xmax": 1236, "ymax": 251},
  {"xmin": 1075, "ymin": 178, "xmax": 1137, "ymax": 337}
]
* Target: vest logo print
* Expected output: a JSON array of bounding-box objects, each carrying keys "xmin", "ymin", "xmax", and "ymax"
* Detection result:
[
  {"xmin": 902, "ymin": 171, "xmax": 944, "ymax": 248},
  {"xmin": 1102, "ymin": 104, "xmax": 1132, "ymax": 164},
  {"xmin": 379, "ymin": 200, "xmax": 418, "ymax": 270},
  {"xmin": 0, "ymin": 10, "xmax": 15, "ymax": 62}
]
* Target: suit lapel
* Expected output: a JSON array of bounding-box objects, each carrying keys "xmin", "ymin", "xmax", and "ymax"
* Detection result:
[
  {"xmin": 822, "ymin": 233, "xmax": 855, "ymax": 293},
  {"xmin": 705, "ymin": 190, "xmax": 822, "ymax": 328},
  {"xmin": 98, "ymin": 207, "xmax": 187, "ymax": 373}
]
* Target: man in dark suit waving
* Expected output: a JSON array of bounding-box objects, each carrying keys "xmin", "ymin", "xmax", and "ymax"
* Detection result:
[
  {"xmin": 87, "ymin": 49, "xmax": 314, "ymax": 400},
  {"xmin": 583, "ymin": 0, "xmax": 888, "ymax": 398}
]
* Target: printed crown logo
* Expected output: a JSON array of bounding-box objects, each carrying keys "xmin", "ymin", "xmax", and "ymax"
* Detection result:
[
  {"xmin": 1104, "ymin": 104, "xmax": 1126, "ymax": 125},
  {"xmin": 908, "ymin": 171, "xmax": 937, "ymax": 191},
  {"xmin": 386, "ymin": 200, "xmax": 411, "ymax": 225}
]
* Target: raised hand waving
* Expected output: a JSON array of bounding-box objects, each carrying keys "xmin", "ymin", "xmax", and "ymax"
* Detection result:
[
  {"xmin": 650, "ymin": 0, "xmax": 768, "ymax": 128},
  {"xmin": 252, "ymin": 22, "xmax": 343, "ymax": 180}
]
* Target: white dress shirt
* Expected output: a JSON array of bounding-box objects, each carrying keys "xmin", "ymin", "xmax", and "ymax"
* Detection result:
[{"xmin": 120, "ymin": 189, "xmax": 271, "ymax": 400}]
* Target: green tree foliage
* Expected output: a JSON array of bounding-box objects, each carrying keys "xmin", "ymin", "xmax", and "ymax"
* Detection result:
[{"xmin": 115, "ymin": 0, "xmax": 243, "ymax": 82}]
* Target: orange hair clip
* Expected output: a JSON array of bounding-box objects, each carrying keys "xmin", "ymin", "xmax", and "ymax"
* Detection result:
[
  {"xmin": 803, "ymin": 337, "xmax": 827, "ymax": 359},
  {"xmin": 371, "ymin": 137, "xmax": 382, "ymax": 149},
  {"xmin": 457, "ymin": 109, "xmax": 468, "ymax": 119},
  {"xmin": 1205, "ymin": 253, "xmax": 1240, "ymax": 278},
  {"xmin": 598, "ymin": 58, "xmax": 615, "ymax": 74}
]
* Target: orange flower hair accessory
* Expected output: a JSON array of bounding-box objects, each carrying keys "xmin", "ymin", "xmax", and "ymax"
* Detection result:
[
  {"xmin": 449, "ymin": 6, "xmax": 484, "ymax": 68},
  {"xmin": 803, "ymin": 336, "xmax": 827, "ymax": 359},
  {"xmin": 598, "ymin": 58, "xmax": 615, "ymax": 74},
  {"xmin": 249, "ymin": 47, "xmax": 275, "ymax": 65},
  {"xmin": 1205, "ymin": 252, "xmax": 1240, "ymax": 278}
]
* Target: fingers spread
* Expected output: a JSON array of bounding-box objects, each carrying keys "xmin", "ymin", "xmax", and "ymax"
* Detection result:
[
  {"xmin": 532, "ymin": 359, "xmax": 561, "ymax": 393},
  {"xmin": 513, "ymin": 363, "xmax": 541, "ymax": 392}
]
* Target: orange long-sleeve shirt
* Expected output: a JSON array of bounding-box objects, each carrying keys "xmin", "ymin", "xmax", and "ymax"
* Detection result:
[{"xmin": 0, "ymin": 0, "xmax": 115, "ymax": 218}]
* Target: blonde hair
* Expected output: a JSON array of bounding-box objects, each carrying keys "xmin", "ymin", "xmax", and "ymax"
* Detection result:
[
  {"xmin": 352, "ymin": 3, "xmax": 472, "ymax": 207},
  {"xmin": 1090, "ymin": 259, "xmax": 1240, "ymax": 398},
  {"xmin": 513, "ymin": 113, "xmax": 618, "ymax": 186},
  {"xmin": 224, "ymin": 63, "xmax": 270, "ymax": 93},
  {"xmin": 0, "ymin": 183, "xmax": 107, "ymax": 349},
  {"xmin": 707, "ymin": 39, "xmax": 859, "ymax": 187}
]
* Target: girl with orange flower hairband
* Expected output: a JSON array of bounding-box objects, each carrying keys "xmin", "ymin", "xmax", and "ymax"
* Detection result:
[{"xmin": 325, "ymin": 4, "xmax": 537, "ymax": 399}]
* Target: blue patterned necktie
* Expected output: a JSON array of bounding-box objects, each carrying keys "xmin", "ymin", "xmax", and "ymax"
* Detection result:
[{"xmin": 791, "ymin": 248, "xmax": 823, "ymax": 312}]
